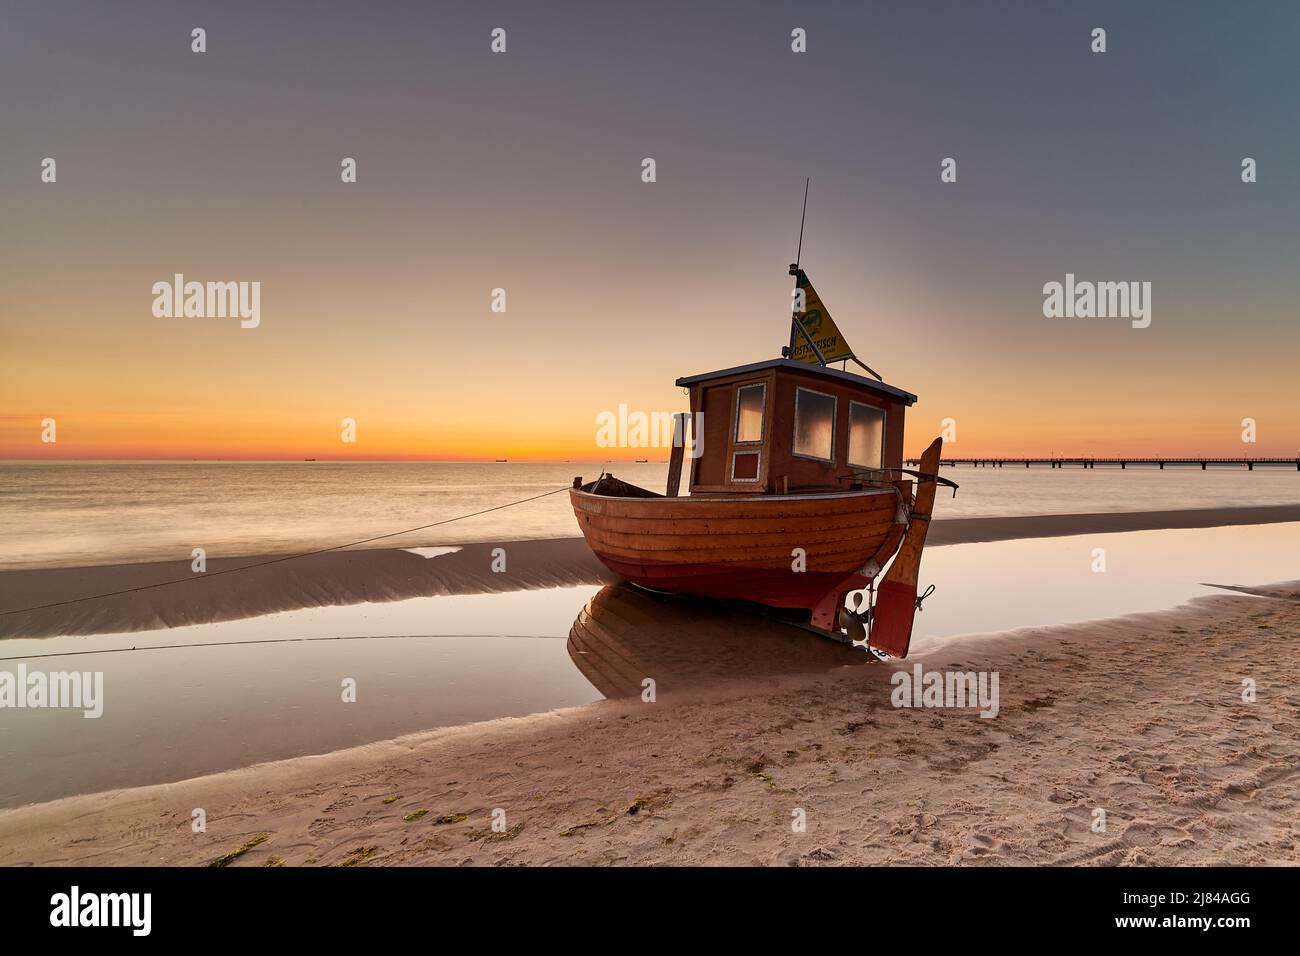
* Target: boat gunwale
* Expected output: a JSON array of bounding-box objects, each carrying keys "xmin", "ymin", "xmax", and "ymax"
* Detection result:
[{"xmin": 570, "ymin": 486, "xmax": 900, "ymax": 506}]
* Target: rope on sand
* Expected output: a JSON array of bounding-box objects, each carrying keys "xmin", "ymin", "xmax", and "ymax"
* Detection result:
[
  {"xmin": 0, "ymin": 486, "xmax": 572, "ymax": 617},
  {"xmin": 0, "ymin": 632, "xmax": 570, "ymax": 663}
]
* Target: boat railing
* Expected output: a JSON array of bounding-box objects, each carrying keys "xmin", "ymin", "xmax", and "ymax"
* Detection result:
[{"xmin": 842, "ymin": 466, "xmax": 959, "ymax": 497}]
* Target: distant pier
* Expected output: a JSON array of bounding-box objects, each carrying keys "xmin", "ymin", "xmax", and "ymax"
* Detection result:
[{"xmin": 904, "ymin": 457, "xmax": 1300, "ymax": 471}]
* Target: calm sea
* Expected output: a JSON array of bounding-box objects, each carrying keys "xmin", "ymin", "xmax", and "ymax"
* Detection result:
[{"xmin": 1, "ymin": 460, "xmax": 1298, "ymax": 570}]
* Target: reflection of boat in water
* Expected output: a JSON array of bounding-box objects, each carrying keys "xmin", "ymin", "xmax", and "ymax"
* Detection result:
[
  {"xmin": 568, "ymin": 583, "xmax": 869, "ymax": 699},
  {"xmin": 570, "ymin": 257, "xmax": 955, "ymax": 658}
]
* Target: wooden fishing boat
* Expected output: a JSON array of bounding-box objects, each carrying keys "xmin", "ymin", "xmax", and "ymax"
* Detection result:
[{"xmin": 570, "ymin": 256, "xmax": 954, "ymax": 658}]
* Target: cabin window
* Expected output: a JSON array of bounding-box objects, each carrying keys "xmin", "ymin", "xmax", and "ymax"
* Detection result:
[
  {"xmin": 734, "ymin": 383, "xmax": 765, "ymax": 443},
  {"xmin": 848, "ymin": 401, "xmax": 886, "ymax": 470},
  {"xmin": 793, "ymin": 387, "xmax": 836, "ymax": 461},
  {"xmin": 731, "ymin": 450, "xmax": 761, "ymax": 482}
]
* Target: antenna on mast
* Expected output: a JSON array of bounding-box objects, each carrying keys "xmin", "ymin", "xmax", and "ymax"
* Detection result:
[{"xmin": 794, "ymin": 177, "xmax": 810, "ymax": 269}]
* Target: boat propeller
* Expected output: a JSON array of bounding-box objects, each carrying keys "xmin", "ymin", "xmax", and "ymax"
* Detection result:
[
  {"xmin": 838, "ymin": 591, "xmax": 871, "ymax": 643},
  {"xmin": 839, "ymin": 584, "xmax": 937, "ymax": 660}
]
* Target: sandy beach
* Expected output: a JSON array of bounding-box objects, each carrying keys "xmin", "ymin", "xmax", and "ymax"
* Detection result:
[{"xmin": 1, "ymin": 578, "xmax": 1295, "ymax": 867}]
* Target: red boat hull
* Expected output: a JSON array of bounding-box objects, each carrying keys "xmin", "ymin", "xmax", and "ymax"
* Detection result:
[{"xmin": 570, "ymin": 486, "xmax": 908, "ymax": 613}]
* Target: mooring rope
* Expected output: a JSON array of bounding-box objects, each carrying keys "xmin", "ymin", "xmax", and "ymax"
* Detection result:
[
  {"xmin": 0, "ymin": 632, "xmax": 571, "ymax": 663},
  {"xmin": 0, "ymin": 485, "xmax": 572, "ymax": 618}
]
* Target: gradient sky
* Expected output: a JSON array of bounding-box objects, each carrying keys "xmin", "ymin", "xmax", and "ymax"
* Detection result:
[{"xmin": 2, "ymin": 0, "xmax": 1298, "ymax": 459}]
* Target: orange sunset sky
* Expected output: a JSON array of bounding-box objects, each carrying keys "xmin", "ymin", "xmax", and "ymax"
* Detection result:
[{"xmin": 3, "ymin": 4, "xmax": 1298, "ymax": 461}]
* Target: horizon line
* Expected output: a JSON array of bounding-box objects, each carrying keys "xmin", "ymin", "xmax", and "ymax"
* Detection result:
[{"xmin": 3, "ymin": 454, "xmax": 1298, "ymax": 464}]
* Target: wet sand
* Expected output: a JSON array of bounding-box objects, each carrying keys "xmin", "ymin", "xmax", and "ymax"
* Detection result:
[
  {"xmin": 4, "ymin": 504, "xmax": 1300, "ymax": 640},
  {"xmin": 1, "ymin": 582, "xmax": 1295, "ymax": 866}
]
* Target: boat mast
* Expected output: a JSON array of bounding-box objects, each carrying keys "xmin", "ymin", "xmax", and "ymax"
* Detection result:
[
  {"xmin": 787, "ymin": 178, "xmax": 828, "ymax": 365},
  {"xmin": 783, "ymin": 180, "xmax": 885, "ymax": 381}
]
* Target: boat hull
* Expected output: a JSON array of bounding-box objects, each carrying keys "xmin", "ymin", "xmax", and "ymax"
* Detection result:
[{"xmin": 569, "ymin": 487, "xmax": 907, "ymax": 610}]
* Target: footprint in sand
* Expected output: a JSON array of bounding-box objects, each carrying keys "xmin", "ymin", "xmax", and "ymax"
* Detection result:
[
  {"xmin": 1120, "ymin": 820, "xmax": 1188, "ymax": 847},
  {"xmin": 961, "ymin": 832, "xmax": 1004, "ymax": 860},
  {"xmin": 1051, "ymin": 839, "xmax": 1125, "ymax": 865}
]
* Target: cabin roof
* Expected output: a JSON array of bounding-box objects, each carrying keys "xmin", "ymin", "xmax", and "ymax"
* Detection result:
[{"xmin": 675, "ymin": 358, "xmax": 917, "ymax": 406}]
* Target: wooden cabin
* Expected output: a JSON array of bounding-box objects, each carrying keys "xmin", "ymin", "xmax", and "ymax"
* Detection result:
[{"xmin": 675, "ymin": 358, "xmax": 917, "ymax": 496}]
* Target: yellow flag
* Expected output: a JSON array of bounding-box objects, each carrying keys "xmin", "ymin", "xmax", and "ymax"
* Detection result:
[{"xmin": 789, "ymin": 270, "xmax": 854, "ymax": 364}]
